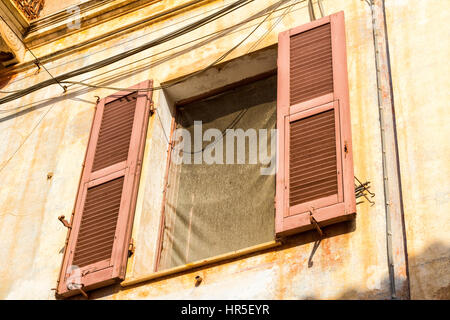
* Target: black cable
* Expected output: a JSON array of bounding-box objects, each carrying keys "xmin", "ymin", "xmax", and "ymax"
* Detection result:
[
  {"xmin": 1, "ymin": 1, "xmax": 292, "ymax": 113},
  {"xmin": 0, "ymin": 16, "xmax": 67, "ymax": 93},
  {"xmin": 246, "ymin": 0, "xmax": 299, "ymax": 53},
  {"xmin": 0, "ymin": 101, "xmax": 58, "ymax": 174},
  {"xmin": 62, "ymin": 0, "xmax": 283, "ymax": 93},
  {"xmin": 0, "ymin": 0, "xmax": 302, "ymax": 113},
  {"xmin": 63, "ymin": 0, "xmax": 301, "ymax": 92},
  {"xmin": 0, "ymin": 0, "xmax": 254, "ymax": 105},
  {"xmin": 23, "ymin": 0, "xmax": 302, "ymax": 92},
  {"xmin": 161, "ymin": 1, "xmax": 287, "ymax": 154},
  {"xmin": 3, "ymin": 1, "xmax": 238, "ymax": 89},
  {"xmin": 1, "ymin": 0, "xmax": 303, "ymax": 99}
]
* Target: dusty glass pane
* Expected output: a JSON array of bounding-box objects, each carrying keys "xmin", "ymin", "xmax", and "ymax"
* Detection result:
[{"xmin": 158, "ymin": 75, "xmax": 277, "ymax": 271}]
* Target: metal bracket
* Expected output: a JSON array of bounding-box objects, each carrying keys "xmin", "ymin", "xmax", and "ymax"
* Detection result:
[
  {"xmin": 148, "ymin": 101, "xmax": 155, "ymax": 115},
  {"xmin": 66, "ymin": 281, "xmax": 89, "ymax": 299},
  {"xmin": 58, "ymin": 215, "xmax": 71, "ymax": 229},
  {"xmin": 70, "ymin": 284, "xmax": 89, "ymax": 299},
  {"xmin": 33, "ymin": 60, "xmax": 41, "ymax": 74},
  {"xmin": 128, "ymin": 238, "xmax": 135, "ymax": 257},
  {"xmin": 355, "ymin": 176, "xmax": 376, "ymax": 206},
  {"xmin": 309, "ymin": 207, "xmax": 324, "ymax": 237},
  {"xmin": 79, "ymin": 286, "xmax": 89, "ymax": 299}
]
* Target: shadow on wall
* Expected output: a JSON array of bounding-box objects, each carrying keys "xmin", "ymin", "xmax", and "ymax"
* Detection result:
[
  {"xmin": 67, "ymin": 220, "xmax": 446, "ymax": 300},
  {"xmin": 60, "ymin": 214, "xmax": 450, "ymax": 300}
]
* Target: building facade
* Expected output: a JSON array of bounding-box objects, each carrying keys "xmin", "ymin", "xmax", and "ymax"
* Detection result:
[{"xmin": 0, "ymin": 0, "xmax": 448, "ymax": 300}]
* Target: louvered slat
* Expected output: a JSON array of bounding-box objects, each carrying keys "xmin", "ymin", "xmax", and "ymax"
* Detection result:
[
  {"xmin": 289, "ymin": 109, "xmax": 337, "ymax": 206},
  {"xmin": 290, "ymin": 23, "xmax": 333, "ymax": 106},
  {"xmin": 92, "ymin": 93, "xmax": 137, "ymax": 172},
  {"xmin": 73, "ymin": 177, "xmax": 124, "ymax": 267}
]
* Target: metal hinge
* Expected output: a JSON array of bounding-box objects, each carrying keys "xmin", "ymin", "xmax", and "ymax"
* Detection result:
[
  {"xmin": 58, "ymin": 215, "xmax": 72, "ymax": 229},
  {"xmin": 128, "ymin": 238, "xmax": 135, "ymax": 257},
  {"xmin": 309, "ymin": 207, "xmax": 324, "ymax": 237},
  {"xmin": 148, "ymin": 101, "xmax": 155, "ymax": 114}
]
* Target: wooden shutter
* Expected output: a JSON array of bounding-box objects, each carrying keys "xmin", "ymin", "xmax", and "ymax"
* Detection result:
[
  {"xmin": 56, "ymin": 80, "xmax": 153, "ymax": 298},
  {"xmin": 276, "ymin": 12, "xmax": 355, "ymax": 237}
]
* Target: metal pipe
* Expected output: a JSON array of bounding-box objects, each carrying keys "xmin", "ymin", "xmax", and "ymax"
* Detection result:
[
  {"xmin": 365, "ymin": 0, "xmax": 410, "ymax": 299},
  {"xmin": 380, "ymin": 0, "xmax": 410, "ymax": 298},
  {"xmin": 367, "ymin": 0, "xmax": 396, "ymax": 299}
]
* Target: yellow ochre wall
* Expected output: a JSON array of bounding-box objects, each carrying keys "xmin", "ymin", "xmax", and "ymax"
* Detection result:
[
  {"xmin": 384, "ymin": 0, "xmax": 450, "ymax": 299},
  {"xmin": 0, "ymin": 0, "xmax": 448, "ymax": 299}
]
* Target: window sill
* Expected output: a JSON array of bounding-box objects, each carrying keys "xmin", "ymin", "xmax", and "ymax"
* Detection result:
[{"xmin": 120, "ymin": 240, "xmax": 282, "ymax": 287}]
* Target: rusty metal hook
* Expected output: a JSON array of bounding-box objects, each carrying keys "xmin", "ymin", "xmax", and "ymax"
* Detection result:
[
  {"xmin": 58, "ymin": 215, "xmax": 71, "ymax": 229},
  {"xmin": 309, "ymin": 207, "xmax": 324, "ymax": 237}
]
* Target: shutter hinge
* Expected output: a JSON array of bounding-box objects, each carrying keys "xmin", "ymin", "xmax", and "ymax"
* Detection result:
[
  {"xmin": 79, "ymin": 286, "xmax": 89, "ymax": 299},
  {"xmin": 128, "ymin": 238, "xmax": 135, "ymax": 257},
  {"xmin": 148, "ymin": 101, "xmax": 155, "ymax": 114},
  {"xmin": 275, "ymin": 235, "xmax": 285, "ymax": 244},
  {"xmin": 58, "ymin": 215, "xmax": 72, "ymax": 229},
  {"xmin": 309, "ymin": 207, "xmax": 324, "ymax": 238},
  {"xmin": 344, "ymin": 141, "xmax": 349, "ymax": 158},
  {"xmin": 67, "ymin": 282, "xmax": 89, "ymax": 299}
]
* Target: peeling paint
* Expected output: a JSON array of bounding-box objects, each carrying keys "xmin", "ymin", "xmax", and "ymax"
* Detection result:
[{"xmin": 0, "ymin": 0, "xmax": 448, "ymax": 300}]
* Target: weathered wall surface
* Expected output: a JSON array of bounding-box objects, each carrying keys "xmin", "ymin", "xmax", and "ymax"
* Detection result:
[
  {"xmin": 39, "ymin": 0, "xmax": 87, "ymax": 18},
  {"xmin": 384, "ymin": 0, "xmax": 450, "ymax": 300},
  {"xmin": 0, "ymin": 0, "xmax": 447, "ymax": 299}
]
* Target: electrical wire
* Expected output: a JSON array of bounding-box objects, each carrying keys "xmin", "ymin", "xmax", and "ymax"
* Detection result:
[
  {"xmin": 0, "ymin": 0, "xmax": 255, "ymax": 105},
  {"xmin": 2, "ymin": 0, "xmax": 240, "ymax": 89},
  {"xmin": 0, "ymin": 16, "xmax": 67, "ymax": 93},
  {"xmin": 0, "ymin": 1, "xmax": 297, "ymax": 113},
  {"xmin": 173, "ymin": 0, "xmax": 299, "ymax": 154},
  {"xmin": 308, "ymin": 0, "xmax": 316, "ymax": 21},
  {"xmin": 318, "ymin": 0, "xmax": 325, "ymax": 17},
  {"xmin": 0, "ymin": 101, "xmax": 58, "ymax": 175},
  {"xmin": 61, "ymin": 0, "xmax": 303, "ymax": 92},
  {"xmin": 246, "ymin": 0, "xmax": 300, "ymax": 53},
  {"xmin": 62, "ymin": 0, "xmax": 285, "ymax": 93},
  {"xmin": 0, "ymin": 0, "xmax": 304, "ymax": 113}
]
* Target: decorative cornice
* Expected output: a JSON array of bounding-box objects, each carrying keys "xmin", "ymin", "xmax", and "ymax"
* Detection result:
[{"xmin": 12, "ymin": 0, "xmax": 45, "ymax": 20}]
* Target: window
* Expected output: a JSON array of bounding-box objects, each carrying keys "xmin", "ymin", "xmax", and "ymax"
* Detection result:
[
  {"xmin": 155, "ymin": 11, "xmax": 355, "ymax": 272},
  {"xmin": 56, "ymin": 11, "xmax": 355, "ymax": 297},
  {"xmin": 157, "ymin": 75, "xmax": 277, "ymax": 271}
]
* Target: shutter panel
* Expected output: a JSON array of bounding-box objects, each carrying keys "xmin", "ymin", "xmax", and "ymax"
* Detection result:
[
  {"xmin": 56, "ymin": 80, "xmax": 153, "ymax": 298},
  {"xmin": 276, "ymin": 12, "xmax": 355, "ymax": 237}
]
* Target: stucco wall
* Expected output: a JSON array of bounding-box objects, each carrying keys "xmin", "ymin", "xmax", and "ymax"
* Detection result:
[
  {"xmin": 384, "ymin": 0, "xmax": 450, "ymax": 299},
  {"xmin": 0, "ymin": 0, "xmax": 447, "ymax": 299}
]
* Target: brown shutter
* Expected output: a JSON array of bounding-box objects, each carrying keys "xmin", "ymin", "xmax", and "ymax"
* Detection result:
[
  {"xmin": 56, "ymin": 80, "xmax": 153, "ymax": 298},
  {"xmin": 276, "ymin": 12, "xmax": 355, "ymax": 237}
]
